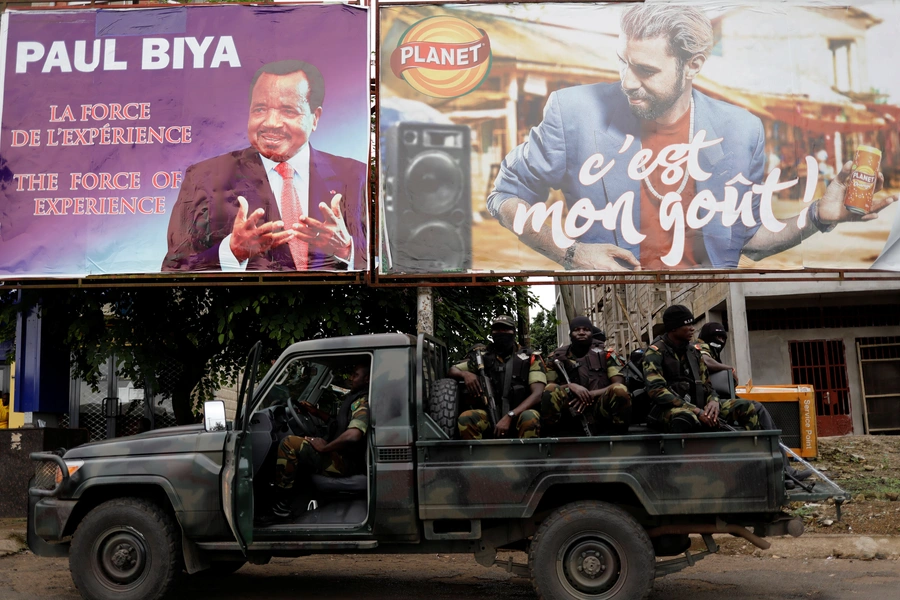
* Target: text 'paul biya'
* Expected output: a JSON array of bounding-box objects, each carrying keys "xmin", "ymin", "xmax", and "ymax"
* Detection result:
[{"xmin": 14, "ymin": 36, "xmax": 241, "ymax": 73}]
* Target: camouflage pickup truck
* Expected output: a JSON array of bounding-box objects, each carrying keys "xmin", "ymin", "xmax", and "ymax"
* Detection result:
[{"xmin": 28, "ymin": 333, "xmax": 843, "ymax": 600}]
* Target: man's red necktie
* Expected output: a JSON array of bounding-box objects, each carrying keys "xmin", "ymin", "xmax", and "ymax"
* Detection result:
[{"xmin": 274, "ymin": 162, "xmax": 308, "ymax": 271}]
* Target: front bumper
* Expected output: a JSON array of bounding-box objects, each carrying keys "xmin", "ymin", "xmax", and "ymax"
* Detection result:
[{"xmin": 27, "ymin": 453, "xmax": 75, "ymax": 557}]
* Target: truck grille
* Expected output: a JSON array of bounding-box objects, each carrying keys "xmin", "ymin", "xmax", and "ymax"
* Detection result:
[{"xmin": 32, "ymin": 461, "xmax": 61, "ymax": 491}]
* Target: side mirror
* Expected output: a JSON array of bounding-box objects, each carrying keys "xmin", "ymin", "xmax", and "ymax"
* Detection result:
[{"xmin": 204, "ymin": 400, "xmax": 227, "ymax": 432}]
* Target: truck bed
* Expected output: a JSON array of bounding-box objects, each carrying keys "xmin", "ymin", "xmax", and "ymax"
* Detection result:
[{"xmin": 416, "ymin": 430, "xmax": 784, "ymax": 520}]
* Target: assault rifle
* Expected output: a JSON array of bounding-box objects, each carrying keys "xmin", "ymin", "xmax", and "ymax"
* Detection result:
[
  {"xmin": 553, "ymin": 359, "xmax": 593, "ymax": 437},
  {"xmin": 474, "ymin": 349, "xmax": 501, "ymax": 427}
]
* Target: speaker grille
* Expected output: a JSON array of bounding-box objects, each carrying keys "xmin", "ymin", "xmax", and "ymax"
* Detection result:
[
  {"xmin": 383, "ymin": 122, "xmax": 472, "ymax": 273},
  {"xmin": 405, "ymin": 152, "xmax": 464, "ymax": 215},
  {"xmin": 759, "ymin": 401, "xmax": 801, "ymax": 449}
]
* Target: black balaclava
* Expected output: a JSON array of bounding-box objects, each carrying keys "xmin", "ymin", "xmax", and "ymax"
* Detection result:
[
  {"xmin": 569, "ymin": 316, "xmax": 594, "ymax": 354},
  {"xmin": 493, "ymin": 332, "xmax": 516, "ymax": 356},
  {"xmin": 699, "ymin": 322, "xmax": 727, "ymax": 358}
]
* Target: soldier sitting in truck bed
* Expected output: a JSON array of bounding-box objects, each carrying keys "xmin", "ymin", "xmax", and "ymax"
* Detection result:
[
  {"xmin": 643, "ymin": 305, "xmax": 761, "ymax": 432},
  {"xmin": 544, "ymin": 316, "xmax": 633, "ymax": 435},
  {"xmin": 449, "ymin": 315, "xmax": 547, "ymax": 439}
]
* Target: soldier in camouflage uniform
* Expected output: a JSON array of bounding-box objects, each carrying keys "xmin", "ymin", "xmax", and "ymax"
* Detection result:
[
  {"xmin": 698, "ymin": 322, "xmax": 812, "ymax": 482},
  {"xmin": 450, "ymin": 315, "xmax": 547, "ymax": 440},
  {"xmin": 271, "ymin": 362, "xmax": 370, "ymax": 518},
  {"xmin": 644, "ymin": 306, "xmax": 760, "ymax": 433},
  {"xmin": 544, "ymin": 316, "xmax": 632, "ymax": 435}
]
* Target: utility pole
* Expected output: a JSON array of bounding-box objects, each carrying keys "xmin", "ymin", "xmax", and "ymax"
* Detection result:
[{"xmin": 416, "ymin": 287, "xmax": 433, "ymax": 335}]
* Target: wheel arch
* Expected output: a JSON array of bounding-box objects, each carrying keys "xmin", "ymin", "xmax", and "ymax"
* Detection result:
[
  {"xmin": 63, "ymin": 479, "xmax": 182, "ymax": 538},
  {"xmin": 525, "ymin": 477, "xmax": 655, "ymax": 520}
]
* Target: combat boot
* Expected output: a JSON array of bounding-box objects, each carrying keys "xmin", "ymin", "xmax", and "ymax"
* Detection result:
[
  {"xmin": 785, "ymin": 465, "xmax": 812, "ymax": 481},
  {"xmin": 783, "ymin": 454, "xmax": 812, "ymax": 481}
]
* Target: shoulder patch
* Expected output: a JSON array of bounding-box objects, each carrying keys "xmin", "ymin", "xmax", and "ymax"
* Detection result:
[
  {"xmin": 649, "ymin": 345, "xmax": 659, "ymax": 351},
  {"xmin": 694, "ymin": 344, "xmax": 702, "ymax": 350}
]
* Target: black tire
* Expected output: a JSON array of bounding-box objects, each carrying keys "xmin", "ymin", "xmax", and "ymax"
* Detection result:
[
  {"xmin": 70, "ymin": 497, "xmax": 182, "ymax": 600},
  {"xmin": 429, "ymin": 378, "xmax": 460, "ymax": 438},
  {"xmin": 529, "ymin": 500, "xmax": 654, "ymax": 600}
]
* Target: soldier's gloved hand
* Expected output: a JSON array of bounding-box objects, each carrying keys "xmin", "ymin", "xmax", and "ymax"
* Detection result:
[
  {"xmin": 461, "ymin": 371, "xmax": 482, "ymax": 396},
  {"xmin": 494, "ymin": 414, "xmax": 513, "ymax": 437},
  {"xmin": 566, "ymin": 383, "xmax": 592, "ymax": 405}
]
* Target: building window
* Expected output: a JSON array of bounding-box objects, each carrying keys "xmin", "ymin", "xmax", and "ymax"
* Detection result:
[{"xmin": 829, "ymin": 38, "xmax": 856, "ymax": 92}]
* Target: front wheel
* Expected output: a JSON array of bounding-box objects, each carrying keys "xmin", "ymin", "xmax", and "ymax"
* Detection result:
[
  {"xmin": 529, "ymin": 500, "xmax": 654, "ymax": 600},
  {"xmin": 70, "ymin": 498, "xmax": 182, "ymax": 600}
]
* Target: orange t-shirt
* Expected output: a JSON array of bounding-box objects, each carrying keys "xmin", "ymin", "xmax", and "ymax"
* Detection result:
[{"xmin": 638, "ymin": 108, "xmax": 709, "ymax": 269}]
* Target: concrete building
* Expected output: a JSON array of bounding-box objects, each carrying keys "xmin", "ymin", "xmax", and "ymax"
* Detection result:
[{"xmin": 555, "ymin": 276, "xmax": 900, "ymax": 438}]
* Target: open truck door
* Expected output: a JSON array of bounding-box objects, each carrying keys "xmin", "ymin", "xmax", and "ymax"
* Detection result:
[{"xmin": 221, "ymin": 341, "xmax": 262, "ymax": 555}]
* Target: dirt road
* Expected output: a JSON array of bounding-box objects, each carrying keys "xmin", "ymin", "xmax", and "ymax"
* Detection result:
[{"xmin": 1, "ymin": 551, "xmax": 898, "ymax": 600}]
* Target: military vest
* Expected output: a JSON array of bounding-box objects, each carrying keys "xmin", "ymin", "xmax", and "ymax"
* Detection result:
[
  {"xmin": 470, "ymin": 345, "xmax": 533, "ymax": 408},
  {"xmin": 335, "ymin": 390, "xmax": 367, "ymax": 474},
  {"xmin": 649, "ymin": 336, "xmax": 707, "ymax": 407},
  {"xmin": 550, "ymin": 344, "xmax": 611, "ymax": 391}
]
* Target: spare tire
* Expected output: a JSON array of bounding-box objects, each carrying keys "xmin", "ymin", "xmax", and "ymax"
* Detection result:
[{"xmin": 429, "ymin": 379, "xmax": 460, "ymax": 438}]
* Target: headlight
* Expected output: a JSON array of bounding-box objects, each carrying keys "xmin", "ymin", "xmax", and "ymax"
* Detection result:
[{"xmin": 54, "ymin": 460, "xmax": 84, "ymax": 485}]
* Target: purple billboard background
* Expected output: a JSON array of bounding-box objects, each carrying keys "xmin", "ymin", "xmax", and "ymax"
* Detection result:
[{"xmin": 0, "ymin": 4, "xmax": 369, "ymax": 277}]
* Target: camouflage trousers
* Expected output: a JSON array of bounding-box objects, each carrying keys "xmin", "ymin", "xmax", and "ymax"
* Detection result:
[
  {"xmin": 542, "ymin": 383, "xmax": 632, "ymax": 433},
  {"xmin": 457, "ymin": 409, "xmax": 541, "ymax": 440},
  {"xmin": 275, "ymin": 436, "xmax": 346, "ymax": 490},
  {"xmin": 655, "ymin": 398, "xmax": 761, "ymax": 433}
]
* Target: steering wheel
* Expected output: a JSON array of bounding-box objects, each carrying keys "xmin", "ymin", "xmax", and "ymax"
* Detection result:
[
  {"xmin": 285, "ymin": 397, "xmax": 311, "ymax": 435},
  {"xmin": 285, "ymin": 397, "xmax": 332, "ymax": 439}
]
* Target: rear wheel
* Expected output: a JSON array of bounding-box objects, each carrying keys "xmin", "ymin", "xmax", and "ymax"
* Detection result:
[
  {"xmin": 429, "ymin": 378, "xmax": 460, "ymax": 438},
  {"xmin": 529, "ymin": 500, "xmax": 654, "ymax": 600},
  {"xmin": 70, "ymin": 497, "xmax": 182, "ymax": 600}
]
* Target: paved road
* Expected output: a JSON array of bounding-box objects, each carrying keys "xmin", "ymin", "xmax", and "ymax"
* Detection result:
[{"xmin": 1, "ymin": 551, "xmax": 898, "ymax": 599}]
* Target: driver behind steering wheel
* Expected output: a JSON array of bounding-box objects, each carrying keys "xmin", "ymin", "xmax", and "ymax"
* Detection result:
[{"xmin": 270, "ymin": 362, "xmax": 370, "ymax": 520}]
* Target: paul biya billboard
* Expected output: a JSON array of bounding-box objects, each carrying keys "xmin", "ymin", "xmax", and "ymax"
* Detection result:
[
  {"xmin": 0, "ymin": 4, "xmax": 369, "ymax": 278},
  {"xmin": 378, "ymin": 2, "xmax": 900, "ymax": 274}
]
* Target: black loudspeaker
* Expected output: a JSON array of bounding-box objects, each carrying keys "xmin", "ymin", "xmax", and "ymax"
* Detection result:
[{"xmin": 383, "ymin": 122, "xmax": 472, "ymax": 273}]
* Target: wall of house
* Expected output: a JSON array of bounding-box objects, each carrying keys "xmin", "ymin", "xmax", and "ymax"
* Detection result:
[
  {"xmin": 748, "ymin": 324, "xmax": 900, "ymax": 434},
  {"xmin": 718, "ymin": 7, "xmax": 869, "ymax": 93}
]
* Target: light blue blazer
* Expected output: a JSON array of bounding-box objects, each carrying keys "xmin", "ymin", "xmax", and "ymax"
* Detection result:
[{"xmin": 489, "ymin": 83, "xmax": 766, "ymax": 268}]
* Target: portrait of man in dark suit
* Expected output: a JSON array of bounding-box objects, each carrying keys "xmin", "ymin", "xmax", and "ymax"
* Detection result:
[
  {"xmin": 488, "ymin": 4, "xmax": 893, "ymax": 271},
  {"xmin": 161, "ymin": 60, "xmax": 367, "ymax": 272}
]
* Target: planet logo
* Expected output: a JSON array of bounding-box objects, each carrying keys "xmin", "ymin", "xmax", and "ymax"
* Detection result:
[{"xmin": 390, "ymin": 16, "xmax": 492, "ymax": 99}]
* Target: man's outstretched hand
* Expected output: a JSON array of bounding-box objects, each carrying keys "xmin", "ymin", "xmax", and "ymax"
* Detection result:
[
  {"xmin": 289, "ymin": 193, "xmax": 353, "ymax": 260},
  {"xmin": 230, "ymin": 196, "xmax": 296, "ymax": 262}
]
